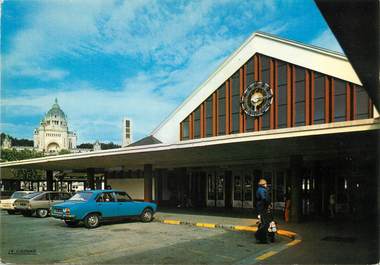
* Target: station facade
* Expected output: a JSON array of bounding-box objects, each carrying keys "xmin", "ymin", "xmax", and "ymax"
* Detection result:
[{"xmin": 1, "ymin": 32, "xmax": 379, "ymax": 222}]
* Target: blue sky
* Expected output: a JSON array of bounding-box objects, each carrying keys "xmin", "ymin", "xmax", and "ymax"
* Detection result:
[{"xmin": 1, "ymin": 0, "xmax": 342, "ymax": 144}]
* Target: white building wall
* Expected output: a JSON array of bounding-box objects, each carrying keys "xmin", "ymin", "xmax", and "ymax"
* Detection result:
[{"xmin": 107, "ymin": 178, "xmax": 144, "ymax": 200}]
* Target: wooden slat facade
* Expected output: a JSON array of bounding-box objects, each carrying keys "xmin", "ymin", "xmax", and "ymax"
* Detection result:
[{"xmin": 180, "ymin": 53, "xmax": 374, "ymax": 141}]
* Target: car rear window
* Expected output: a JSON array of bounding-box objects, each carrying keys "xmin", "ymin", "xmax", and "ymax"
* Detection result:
[
  {"xmin": 69, "ymin": 192, "xmax": 93, "ymax": 201},
  {"xmin": 35, "ymin": 193, "xmax": 49, "ymax": 201}
]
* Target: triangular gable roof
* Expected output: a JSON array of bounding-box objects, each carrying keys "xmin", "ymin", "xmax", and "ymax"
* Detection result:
[{"xmin": 152, "ymin": 31, "xmax": 362, "ymax": 144}]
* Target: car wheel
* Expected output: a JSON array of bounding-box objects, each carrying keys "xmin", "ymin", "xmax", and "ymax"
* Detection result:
[
  {"xmin": 65, "ymin": 220, "xmax": 79, "ymax": 227},
  {"xmin": 7, "ymin": 210, "xmax": 16, "ymax": 215},
  {"xmin": 22, "ymin": 211, "xmax": 33, "ymax": 217},
  {"xmin": 84, "ymin": 213, "xmax": 100, "ymax": 229},
  {"xmin": 140, "ymin": 208, "xmax": 153, "ymax": 222},
  {"xmin": 36, "ymin": 209, "xmax": 49, "ymax": 218}
]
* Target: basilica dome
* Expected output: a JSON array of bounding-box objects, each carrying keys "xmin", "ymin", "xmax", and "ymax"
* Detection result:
[
  {"xmin": 45, "ymin": 98, "xmax": 67, "ymax": 121},
  {"xmin": 43, "ymin": 98, "xmax": 68, "ymax": 128}
]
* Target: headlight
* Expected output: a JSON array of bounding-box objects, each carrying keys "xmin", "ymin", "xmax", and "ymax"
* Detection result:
[{"xmin": 64, "ymin": 208, "xmax": 70, "ymax": 215}]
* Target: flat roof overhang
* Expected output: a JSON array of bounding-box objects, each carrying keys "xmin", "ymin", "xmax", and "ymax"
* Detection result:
[{"xmin": 1, "ymin": 119, "xmax": 379, "ymax": 171}]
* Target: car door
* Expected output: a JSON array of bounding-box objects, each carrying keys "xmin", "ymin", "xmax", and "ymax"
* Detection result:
[
  {"xmin": 95, "ymin": 192, "xmax": 118, "ymax": 218},
  {"xmin": 49, "ymin": 192, "xmax": 63, "ymax": 207},
  {"xmin": 115, "ymin": 191, "xmax": 141, "ymax": 216}
]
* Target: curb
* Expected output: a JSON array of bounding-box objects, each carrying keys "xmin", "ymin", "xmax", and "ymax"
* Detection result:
[{"xmin": 155, "ymin": 218, "xmax": 302, "ymax": 262}]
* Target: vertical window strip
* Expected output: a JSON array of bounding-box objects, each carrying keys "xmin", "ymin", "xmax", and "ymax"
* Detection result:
[
  {"xmin": 277, "ymin": 62, "xmax": 287, "ymax": 128},
  {"xmin": 294, "ymin": 66, "xmax": 306, "ymax": 127},
  {"xmin": 355, "ymin": 85, "xmax": 370, "ymax": 120},
  {"xmin": 218, "ymin": 84, "xmax": 226, "ymax": 135},
  {"xmin": 245, "ymin": 58, "xmax": 255, "ymax": 132},
  {"xmin": 333, "ymin": 78, "xmax": 347, "ymax": 122},
  {"xmin": 181, "ymin": 116, "xmax": 190, "ymax": 140},
  {"xmin": 313, "ymin": 73, "xmax": 325, "ymax": 124},
  {"xmin": 205, "ymin": 96, "xmax": 213, "ymax": 137},
  {"xmin": 261, "ymin": 55, "xmax": 270, "ymax": 130},
  {"xmin": 231, "ymin": 71, "xmax": 240, "ymax": 134}
]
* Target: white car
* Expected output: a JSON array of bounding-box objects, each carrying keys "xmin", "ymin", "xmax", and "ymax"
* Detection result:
[{"xmin": 0, "ymin": 191, "xmax": 37, "ymax": 214}]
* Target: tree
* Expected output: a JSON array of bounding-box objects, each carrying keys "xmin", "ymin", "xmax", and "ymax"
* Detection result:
[
  {"xmin": 77, "ymin": 143, "xmax": 93, "ymax": 149},
  {"xmin": 101, "ymin": 142, "xmax": 121, "ymax": 150},
  {"xmin": 58, "ymin": 149, "xmax": 71, "ymax": 155}
]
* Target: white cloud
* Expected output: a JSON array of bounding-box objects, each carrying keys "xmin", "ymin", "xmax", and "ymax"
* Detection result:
[
  {"xmin": 2, "ymin": 0, "xmax": 292, "ymax": 143},
  {"xmin": 311, "ymin": 29, "xmax": 344, "ymax": 53}
]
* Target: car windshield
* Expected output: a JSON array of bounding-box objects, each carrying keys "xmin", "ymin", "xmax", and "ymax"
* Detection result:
[
  {"xmin": 11, "ymin": 192, "xmax": 31, "ymax": 199},
  {"xmin": 69, "ymin": 192, "xmax": 93, "ymax": 201},
  {"xmin": 22, "ymin": 192, "xmax": 41, "ymax": 199}
]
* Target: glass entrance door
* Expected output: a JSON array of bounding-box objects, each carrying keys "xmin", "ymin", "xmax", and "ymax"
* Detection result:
[
  {"xmin": 206, "ymin": 172, "xmax": 225, "ymax": 207},
  {"xmin": 232, "ymin": 173, "xmax": 253, "ymax": 208}
]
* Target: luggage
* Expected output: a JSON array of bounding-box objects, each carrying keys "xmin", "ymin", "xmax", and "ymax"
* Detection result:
[{"xmin": 255, "ymin": 213, "xmax": 277, "ymax": 243}]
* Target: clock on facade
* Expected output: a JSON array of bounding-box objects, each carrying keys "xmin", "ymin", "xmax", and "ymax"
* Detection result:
[{"xmin": 241, "ymin": 81, "xmax": 273, "ymax": 117}]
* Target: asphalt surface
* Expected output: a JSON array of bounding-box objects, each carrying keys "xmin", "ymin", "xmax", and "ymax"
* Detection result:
[{"xmin": 0, "ymin": 211, "xmax": 290, "ymax": 264}]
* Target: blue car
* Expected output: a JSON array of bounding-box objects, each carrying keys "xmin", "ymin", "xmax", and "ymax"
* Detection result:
[{"xmin": 51, "ymin": 189, "xmax": 157, "ymax": 228}]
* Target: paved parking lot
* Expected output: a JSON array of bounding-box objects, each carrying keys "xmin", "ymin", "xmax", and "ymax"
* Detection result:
[{"xmin": 0, "ymin": 211, "xmax": 291, "ymax": 264}]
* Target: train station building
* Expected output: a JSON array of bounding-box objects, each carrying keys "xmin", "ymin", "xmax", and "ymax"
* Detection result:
[{"xmin": 1, "ymin": 32, "xmax": 379, "ymax": 222}]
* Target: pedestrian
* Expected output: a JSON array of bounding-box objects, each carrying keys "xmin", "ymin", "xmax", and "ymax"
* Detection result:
[
  {"xmin": 255, "ymin": 178, "xmax": 271, "ymax": 243},
  {"xmin": 105, "ymin": 185, "xmax": 112, "ymax": 190}
]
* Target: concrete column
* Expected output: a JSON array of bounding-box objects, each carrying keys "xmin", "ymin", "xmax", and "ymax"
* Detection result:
[
  {"xmin": 95, "ymin": 176, "xmax": 102, "ymax": 190},
  {"xmin": 46, "ymin": 170, "xmax": 53, "ymax": 191},
  {"xmin": 87, "ymin": 168, "xmax": 95, "ymax": 190},
  {"xmin": 103, "ymin": 172, "xmax": 108, "ymax": 189},
  {"xmin": 290, "ymin": 155, "xmax": 303, "ymax": 223},
  {"xmin": 144, "ymin": 164, "xmax": 153, "ymax": 202}
]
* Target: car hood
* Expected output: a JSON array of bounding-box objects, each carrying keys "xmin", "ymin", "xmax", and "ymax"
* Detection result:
[{"xmin": 0, "ymin": 199, "xmax": 17, "ymax": 204}]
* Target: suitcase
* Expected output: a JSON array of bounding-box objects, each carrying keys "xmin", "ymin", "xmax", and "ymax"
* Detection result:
[{"xmin": 255, "ymin": 213, "xmax": 277, "ymax": 243}]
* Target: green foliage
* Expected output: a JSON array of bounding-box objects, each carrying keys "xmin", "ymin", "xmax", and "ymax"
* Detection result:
[
  {"xmin": 78, "ymin": 142, "xmax": 121, "ymax": 150},
  {"xmin": 1, "ymin": 148, "xmax": 43, "ymax": 162},
  {"xmin": 58, "ymin": 149, "xmax": 71, "ymax": 155},
  {"xmin": 77, "ymin": 143, "xmax": 93, "ymax": 149},
  {"xmin": 101, "ymin": 142, "xmax": 121, "ymax": 150}
]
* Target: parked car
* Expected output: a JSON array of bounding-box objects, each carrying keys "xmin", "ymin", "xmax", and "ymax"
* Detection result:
[
  {"xmin": 0, "ymin": 191, "xmax": 38, "ymax": 215},
  {"xmin": 51, "ymin": 189, "xmax": 157, "ymax": 228},
  {"xmin": 14, "ymin": 191, "xmax": 72, "ymax": 218}
]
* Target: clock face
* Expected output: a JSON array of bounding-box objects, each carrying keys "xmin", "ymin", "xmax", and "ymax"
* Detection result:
[{"xmin": 241, "ymin": 81, "xmax": 273, "ymax": 117}]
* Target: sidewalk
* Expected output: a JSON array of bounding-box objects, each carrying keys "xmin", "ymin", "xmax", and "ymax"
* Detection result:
[
  {"xmin": 263, "ymin": 217, "xmax": 379, "ymax": 264},
  {"xmin": 155, "ymin": 208, "xmax": 379, "ymax": 264},
  {"xmin": 156, "ymin": 207, "xmax": 259, "ymax": 227}
]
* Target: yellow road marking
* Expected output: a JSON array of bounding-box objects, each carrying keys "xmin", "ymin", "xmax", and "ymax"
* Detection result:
[
  {"xmin": 196, "ymin": 223, "xmax": 216, "ymax": 228},
  {"xmin": 286, "ymin": 239, "xmax": 302, "ymax": 247},
  {"xmin": 277, "ymin": 229, "xmax": 297, "ymax": 238},
  {"xmin": 234, "ymin": 225, "xmax": 257, "ymax": 232},
  {"xmin": 256, "ymin": 251, "xmax": 278, "ymax": 260},
  {"xmin": 163, "ymin": 220, "xmax": 181, "ymax": 225}
]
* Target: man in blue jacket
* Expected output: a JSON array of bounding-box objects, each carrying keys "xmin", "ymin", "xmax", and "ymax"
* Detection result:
[{"xmin": 255, "ymin": 178, "xmax": 271, "ymax": 243}]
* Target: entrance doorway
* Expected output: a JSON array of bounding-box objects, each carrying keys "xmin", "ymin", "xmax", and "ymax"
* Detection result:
[
  {"xmin": 232, "ymin": 173, "xmax": 253, "ymax": 208},
  {"xmin": 206, "ymin": 171, "xmax": 225, "ymax": 207}
]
